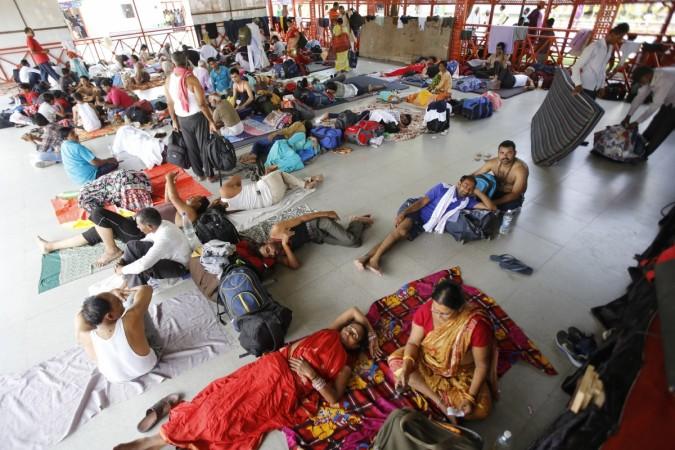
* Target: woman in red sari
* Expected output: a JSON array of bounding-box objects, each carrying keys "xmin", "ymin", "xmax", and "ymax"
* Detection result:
[
  {"xmin": 114, "ymin": 307, "xmax": 382, "ymax": 450},
  {"xmin": 285, "ymin": 18, "xmax": 301, "ymax": 56}
]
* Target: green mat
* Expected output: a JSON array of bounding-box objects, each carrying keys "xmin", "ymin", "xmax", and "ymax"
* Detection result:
[{"xmin": 39, "ymin": 241, "xmax": 125, "ymax": 293}]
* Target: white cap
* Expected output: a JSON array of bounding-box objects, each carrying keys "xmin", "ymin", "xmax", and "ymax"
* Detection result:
[{"xmin": 503, "ymin": 430, "xmax": 512, "ymax": 439}]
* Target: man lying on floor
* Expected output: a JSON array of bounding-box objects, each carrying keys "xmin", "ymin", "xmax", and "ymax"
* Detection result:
[
  {"xmin": 75, "ymin": 285, "xmax": 160, "ymax": 383},
  {"xmin": 257, "ymin": 210, "xmax": 374, "ymax": 269},
  {"xmin": 472, "ymin": 140, "xmax": 529, "ymax": 211},
  {"xmin": 323, "ymin": 76, "xmax": 386, "ymax": 100},
  {"xmin": 355, "ymin": 175, "xmax": 495, "ymax": 275},
  {"xmin": 113, "ymin": 307, "xmax": 381, "ymax": 450},
  {"xmin": 220, "ymin": 168, "xmax": 323, "ymax": 212},
  {"xmin": 318, "ymin": 108, "xmax": 412, "ymax": 133}
]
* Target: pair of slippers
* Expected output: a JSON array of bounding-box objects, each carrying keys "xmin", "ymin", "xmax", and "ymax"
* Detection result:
[
  {"xmin": 136, "ymin": 393, "xmax": 182, "ymax": 433},
  {"xmin": 474, "ymin": 153, "xmax": 492, "ymax": 161},
  {"xmin": 489, "ymin": 254, "xmax": 533, "ymax": 275}
]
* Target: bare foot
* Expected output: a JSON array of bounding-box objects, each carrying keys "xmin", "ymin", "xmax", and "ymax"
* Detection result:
[
  {"xmin": 94, "ymin": 248, "xmax": 123, "ymax": 267},
  {"xmin": 354, "ymin": 258, "xmax": 367, "ymax": 272},
  {"xmin": 36, "ymin": 236, "xmax": 52, "ymax": 254},
  {"xmin": 207, "ymin": 176, "xmax": 218, "ymax": 183},
  {"xmin": 350, "ymin": 214, "xmax": 374, "ymax": 226},
  {"xmin": 113, "ymin": 434, "xmax": 165, "ymax": 450},
  {"xmin": 304, "ymin": 174, "xmax": 324, "ymax": 189},
  {"xmin": 366, "ymin": 262, "xmax": 383, "ymax": 276},
  {"xmin": 197, "ymin": 176, "xmax": 206, "ymax": 181}
]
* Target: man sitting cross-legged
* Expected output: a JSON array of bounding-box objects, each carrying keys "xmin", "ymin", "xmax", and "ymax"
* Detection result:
[
  {"xmin": 75, "ymin": 285, "xmax": 160, "ymax": 383},
  {"xmin": 113, "ymin": 208, "xmax": 192, "ymax": 287},
  {"xmin": 257, "ymin": 211, "xmax": 375, "ymax": 269},
  {"xmin": 355, "ymin": 176, "xmax": 495, "ymax": 275},
  {"xmin": 472, "ymin": 140, "xmax": 529, "ymax": 211}
]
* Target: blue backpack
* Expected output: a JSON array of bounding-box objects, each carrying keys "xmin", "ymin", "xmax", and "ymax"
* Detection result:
[
  {"xmin": 475, "ymin": 173, "xmax": 498, "ymax": 197},
  {"xmin": 311, "ymin": 126, "xmax": 342, "ymax": 149},
  {"xmin": 455, "ymin": 77, "xmax": 486, "ymax": 93},
  {"xmin": 447, "ymin": 60, "xmax": 459, "ymax": 76},
  {"xmin": 218, "ymin": 265, "xmax": 271, "ymax": 330},
  {"xmin": 461, "ymin": 97, "xmax": 493, "ymax": 120}
]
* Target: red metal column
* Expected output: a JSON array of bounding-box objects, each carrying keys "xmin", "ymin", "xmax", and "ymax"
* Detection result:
[
  {"xmin": 591, "ymin": 0, "xmax": 621, "ymax": 41},
  {"xmin": 450, "ymin": 0, "xmax": 469, "ymax": 60},
  {"xmin": 658, "ymin": 2, "xmax": 674, "ymax": 42}
]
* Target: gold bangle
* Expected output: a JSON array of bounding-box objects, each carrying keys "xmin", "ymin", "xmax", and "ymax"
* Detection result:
[{"xmin": 403, "ymin": 355, "xmax": 416, "ymax": 365}]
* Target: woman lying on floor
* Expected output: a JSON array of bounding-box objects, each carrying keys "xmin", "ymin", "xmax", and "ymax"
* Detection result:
[
  {"xmin": 114, "ymin": 307, "xmax": 382, "ymax": 450},
  {"xmin": 390, "ymin": 279, "xmax": 498, "ymax": 421},
  {"xmin": 257, "ymin": 210, "xmax": 374, "ymax": 269}
]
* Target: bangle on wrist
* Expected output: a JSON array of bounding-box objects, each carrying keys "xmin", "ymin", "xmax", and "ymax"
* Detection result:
[
  {"xmin": 312, "ymin": 376, "xmax": 327, "ymax": 391},
  {"xmin": 403, "ymin": 355, "xmax": 416, "ymax": 365},
  {"xmin": 368, "ymin": 332, "xmax": 377, "ymax": 341}
]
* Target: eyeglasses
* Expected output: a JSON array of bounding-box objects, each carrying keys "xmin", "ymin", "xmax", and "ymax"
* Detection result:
[{"xmin": 431, "ymin": 308, "xmax": 454, "ymax": 319}]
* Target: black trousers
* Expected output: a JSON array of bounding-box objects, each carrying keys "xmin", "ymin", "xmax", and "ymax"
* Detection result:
[
  {"xmin": 643, "ymin": 104, "xmax": 675, "ymax": 157},
  {"xmin": 122, "ymin": 240, "xmax": 188, "ymax": 287},
  {"xmin": 82, "ymin": 207, "xmax": 144, "ymax": 245},
  {"xmin": 178, "ymin": 112, "xmax": 211, "ymax": 177},
  {"xmin": 494, "ymin": 62, "xmax": 515, "ymax": 89}
]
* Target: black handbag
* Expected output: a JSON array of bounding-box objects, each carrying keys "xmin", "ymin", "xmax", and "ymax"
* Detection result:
[{"xmin": 166, "ymin": 130, "xmax": 190, "ymax": 169}]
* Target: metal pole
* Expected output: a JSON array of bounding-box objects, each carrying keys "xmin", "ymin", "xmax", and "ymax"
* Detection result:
[{"xmin": 130, "ymin": 0, "xmax": 148, "ymax": 49}]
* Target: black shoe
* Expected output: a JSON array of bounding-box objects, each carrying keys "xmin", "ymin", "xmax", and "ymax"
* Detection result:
[
  {"xmin": 567, "ymin": 326, "xmax": 597, "ymax": 358},
  {"xmin": 555, "ymin": 330, "xmax": 586, "ymax": 367}
]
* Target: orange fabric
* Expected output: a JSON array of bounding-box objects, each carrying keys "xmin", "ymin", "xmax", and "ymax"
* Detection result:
[
  {"xmin": 50, "ymin": 164, "xmax": 210, "ymax": 224},
  {"xmin": 143, "ymin": 163, "xmax": 211, "ymax": 205},
  {"xmin": 603, "ymin": 317, "xmax": 675, "ymax": 450},
  {"xmin": 160, "ymin": 329, "xmax": 347, "ymax": 450}
]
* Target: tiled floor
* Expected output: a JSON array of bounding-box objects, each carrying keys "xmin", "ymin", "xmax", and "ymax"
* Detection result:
[{"xmin": 2, "ymin": 59, "xmax": 674, "ymax": 450}]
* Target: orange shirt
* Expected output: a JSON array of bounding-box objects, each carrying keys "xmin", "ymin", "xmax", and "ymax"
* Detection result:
[{"xmin": 329, "ymin": 8, "xmax": 340, "ymax": 23}]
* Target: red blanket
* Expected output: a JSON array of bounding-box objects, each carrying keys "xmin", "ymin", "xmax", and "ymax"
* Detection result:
[
  {"xmin": 50, "ymin": 164, "xmax": 210, "ymax": 224},
  {"xmin": 160, "ymin": 330, "xmax": 345, "ymax": 450},
  {"xmin": 285, "ymin": 267, "xmax": 557, "ymax": 449}
]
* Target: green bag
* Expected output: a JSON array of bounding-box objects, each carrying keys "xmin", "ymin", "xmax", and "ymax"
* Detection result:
[{"xmin": 373, "ymin": 409, "xmax": 483, "ymax": 450}]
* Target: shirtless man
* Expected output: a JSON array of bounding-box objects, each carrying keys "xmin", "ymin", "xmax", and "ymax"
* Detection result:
[
  {"xmin": 230, "ymin": 69, "xmax": 255, "ymax": 115},
  {"xmin": 472, "ymin": 140, "xmax": 529, "ymax": 210},
  {"xmin": 75, "ymin": 285, "xmax": 159, "ymax": 383}
]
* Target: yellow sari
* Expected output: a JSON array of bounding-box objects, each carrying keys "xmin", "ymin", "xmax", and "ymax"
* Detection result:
[
  {"xmin": 390, "ymin": 305, "xmax": 498, "ymax": 420},
  {"xmin": 333, "ymin": 25, "xmax": 350, "ymax": 72}
]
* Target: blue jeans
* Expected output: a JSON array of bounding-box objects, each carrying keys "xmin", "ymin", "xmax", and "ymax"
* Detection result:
[
  {"xmin": 36, "ymin": 151, "xmax": 62, "ymax": 162},
  {"xmin": 95, "ymin": 161, "xmax": 119, "ymax": 178},
  {"xmin": 38, "ymin": 62, "xmax": 61, "ymax": 83}
]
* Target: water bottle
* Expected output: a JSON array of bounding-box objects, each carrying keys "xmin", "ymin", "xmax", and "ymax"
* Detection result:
[
  {"xmin": 493, "ymin": 430, "xmax": 513, "ymax": 449},
  {"xmin": 181, "ymin": 212, "xmax": 200, "ymax": 250},
  {"xmin": 499, "ymin": 210, "xmax": 515, "ymax": 235}
]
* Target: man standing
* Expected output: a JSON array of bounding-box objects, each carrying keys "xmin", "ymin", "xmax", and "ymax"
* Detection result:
[
  {"xmin": 571, "ymin": 23, "xmax": 629, "ymax": 99},
  {"xmin": 24, "ymin": 27, "xmax": 60, "ymax": 83},
  {"xmin": 165, "ymin": 51, "xmax": 218, "ymax": 181},
  {"xmin": 472, "ymin": 140, "xmax": 529, "ymax": 211},
  {"xmin": 114, "ymin": 208, "xmax": 192, "ymax": 287},
  {"xmin": 622, "ymin": 66, "xmax": 675, "ymax": 158},
  {"xmin": 59, "ymin": 127, "xmax": 119, "ymax": 186},
  {"xmin": 75, "ymin": 286, "xmax": 159, "ymax": 383},
  {"xmin": 527, "ymin": 1, "xmax": 546, "ymax": 34},
  {"xmin": 355, "ymin": 176, "xmax": 495, "ymax": 275},
  {"xmin": 329, "ymin": 2, "xmax": 340, "ymax": 26}
]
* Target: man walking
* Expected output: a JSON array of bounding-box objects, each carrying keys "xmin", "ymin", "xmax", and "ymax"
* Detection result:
[{"xmin": 25, "ymin": 27, "xmax": 60, "ymax": 83}]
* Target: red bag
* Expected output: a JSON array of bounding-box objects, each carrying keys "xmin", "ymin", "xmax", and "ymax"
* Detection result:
[
  {"xmin": 332, "ymin": 33, "xmax": 350, "ymax": 53},
  {"xmin": 344, "ymin": 120, "xmax": 385, "ymax": 146}
]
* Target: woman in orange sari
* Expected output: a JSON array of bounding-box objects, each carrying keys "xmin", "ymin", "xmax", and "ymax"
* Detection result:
[
  {"xmin": 405, "ymin": 61, "xmax": 451, "ymax": 107},
  {"xmin": 114, "ymin": 307, "xmax": 382, "ymax": 450},
  {"xmin": 389, "ymin": 279, "xmax": 498, "ymax": 421},
  {"xmin": 286, "ymin": 17, "xmax": 300, "ymax": 56}
]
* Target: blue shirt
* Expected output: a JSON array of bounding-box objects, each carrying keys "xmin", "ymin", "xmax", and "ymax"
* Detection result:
[
  {"xmin": 210, "ymin": 67, "xmax": 231, "ymax": 93},
  {"xmin": 60, "ymin": 140, "xmax": 97, "ymax": 185},
  {"xmin": 420, "ymin": 183, "xmax": 478, "ymax": 223}
]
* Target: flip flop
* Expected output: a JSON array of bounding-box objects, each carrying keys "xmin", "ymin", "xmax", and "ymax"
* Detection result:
[
  {"xmin": 474, "ymin": 153, "xmax": 482, "ymax": 161},
  {"xmin": 482, "ymin": 153, "xmax": 492, "ymax": 161},
  {"xmin": 489, "ymin": 254, "xmax": 533, "ymax": 275},
  {"xmin": 137, "ymin": 393, "xmax": 182, "ymax": 433}
]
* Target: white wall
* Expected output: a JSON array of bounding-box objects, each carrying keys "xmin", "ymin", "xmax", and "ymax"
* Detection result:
[{"xmin": 0, "ymin": 0, "xmax": 71, "ymax": 48}]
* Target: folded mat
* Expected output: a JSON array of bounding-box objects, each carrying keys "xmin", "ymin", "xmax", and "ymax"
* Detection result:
[
  {"xmin": 307, "ymin": 62, "xmax": 334, "ymax": 73},
  {"xmin": 226, "ymin": 186, "xmax": 316, "ymax": 231},
  {"xmin": 531, "ymin": 68, "xmax": 604, "ymax": 166},
  {"xmin": 228, "ymin": 118, "xmax": 278, "ymax": 149},
  {"xmin": 0, "ymin": 291, "xmax": 238, "ymax": 450},
  {"xmin": 39, "ymin": 240, "xmax": 125, "ymax": 293},
  {"xmin": 75, "ymin": 123, "xmax": 125, "ymax": 142},
  {"xmin": 286, "ymin": 266, "xmax": 556, "ymax": 449},
  {"xmin": 50, "ymin": 164, "xmax": 210, "ymax": 225}
]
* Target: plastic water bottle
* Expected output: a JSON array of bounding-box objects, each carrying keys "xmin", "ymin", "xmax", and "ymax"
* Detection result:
[
  {"xmin": 181, "ymin": 212, "xmax": 200, "ymax": 250},
  {"xmin": 499, "ymin": 210, "xmax": 515, "ymax": 235},
  {"xmin": 492, "ymin": 430, "xmax": 513, "ymax": 449}
]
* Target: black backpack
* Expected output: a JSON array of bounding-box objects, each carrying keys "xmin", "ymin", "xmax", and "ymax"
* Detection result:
[
  {"xmin": 253, "ymin": 95, "xmax": 275, "ymax": 115},
  {"xmin": 166, "ymin": 130, "xmax": 190, "ymax": 168},
  {"xmin": 235, "ymin": 300, "xmax": 293, "ymax": 357},
  {"xmin": 195, "ymin": 205, "xmax": 240, "ymax": 245},
  {"xmin": 282, "ymin": 59, "xmax": 300, "ymax": 78},
  {"xmin": 297, "ymin": 32, "xmax": 308, "ymax": 50},
  {"xmin": 204, "ymin": 134, "xmax": 236, "ymax": 175},
  {"xmin": 444, "ymin": 209, "xmax": 501, "ymax": 242},
  {"xmin": 126, "ymin": 105, "xmax": 151, "ymax": 124}
]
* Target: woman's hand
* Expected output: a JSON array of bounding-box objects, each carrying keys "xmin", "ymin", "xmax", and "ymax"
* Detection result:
[
  {"xmin": 458, "ymin": 398, "xmax": 474, "ymax": 416},
  {"xmin": 289, "ymin": 358, "xmax": 317, "ymax": 382},
  {"xmin": 394, "ymin": 366, "xmax": 410, "ymax": 391},
  {"xmin": 368, "ymin": 334, "xmax": 383, "ymax": 359}
]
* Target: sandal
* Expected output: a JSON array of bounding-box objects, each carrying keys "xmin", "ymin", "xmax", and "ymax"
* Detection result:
[
  {"xmin": 474, "ymin": 153, "xmax": 482, "ymax": 161},
  {"xmin": 482, "ymin": 153, "xmax": 492, "ymax": 161},
  {"xmin": 489, "ymin": 254, "xmax": 533, "ymax": 275},
  {"xmin": 136, "ymin": 392, "xmax": 182, "ymax": 432}
]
